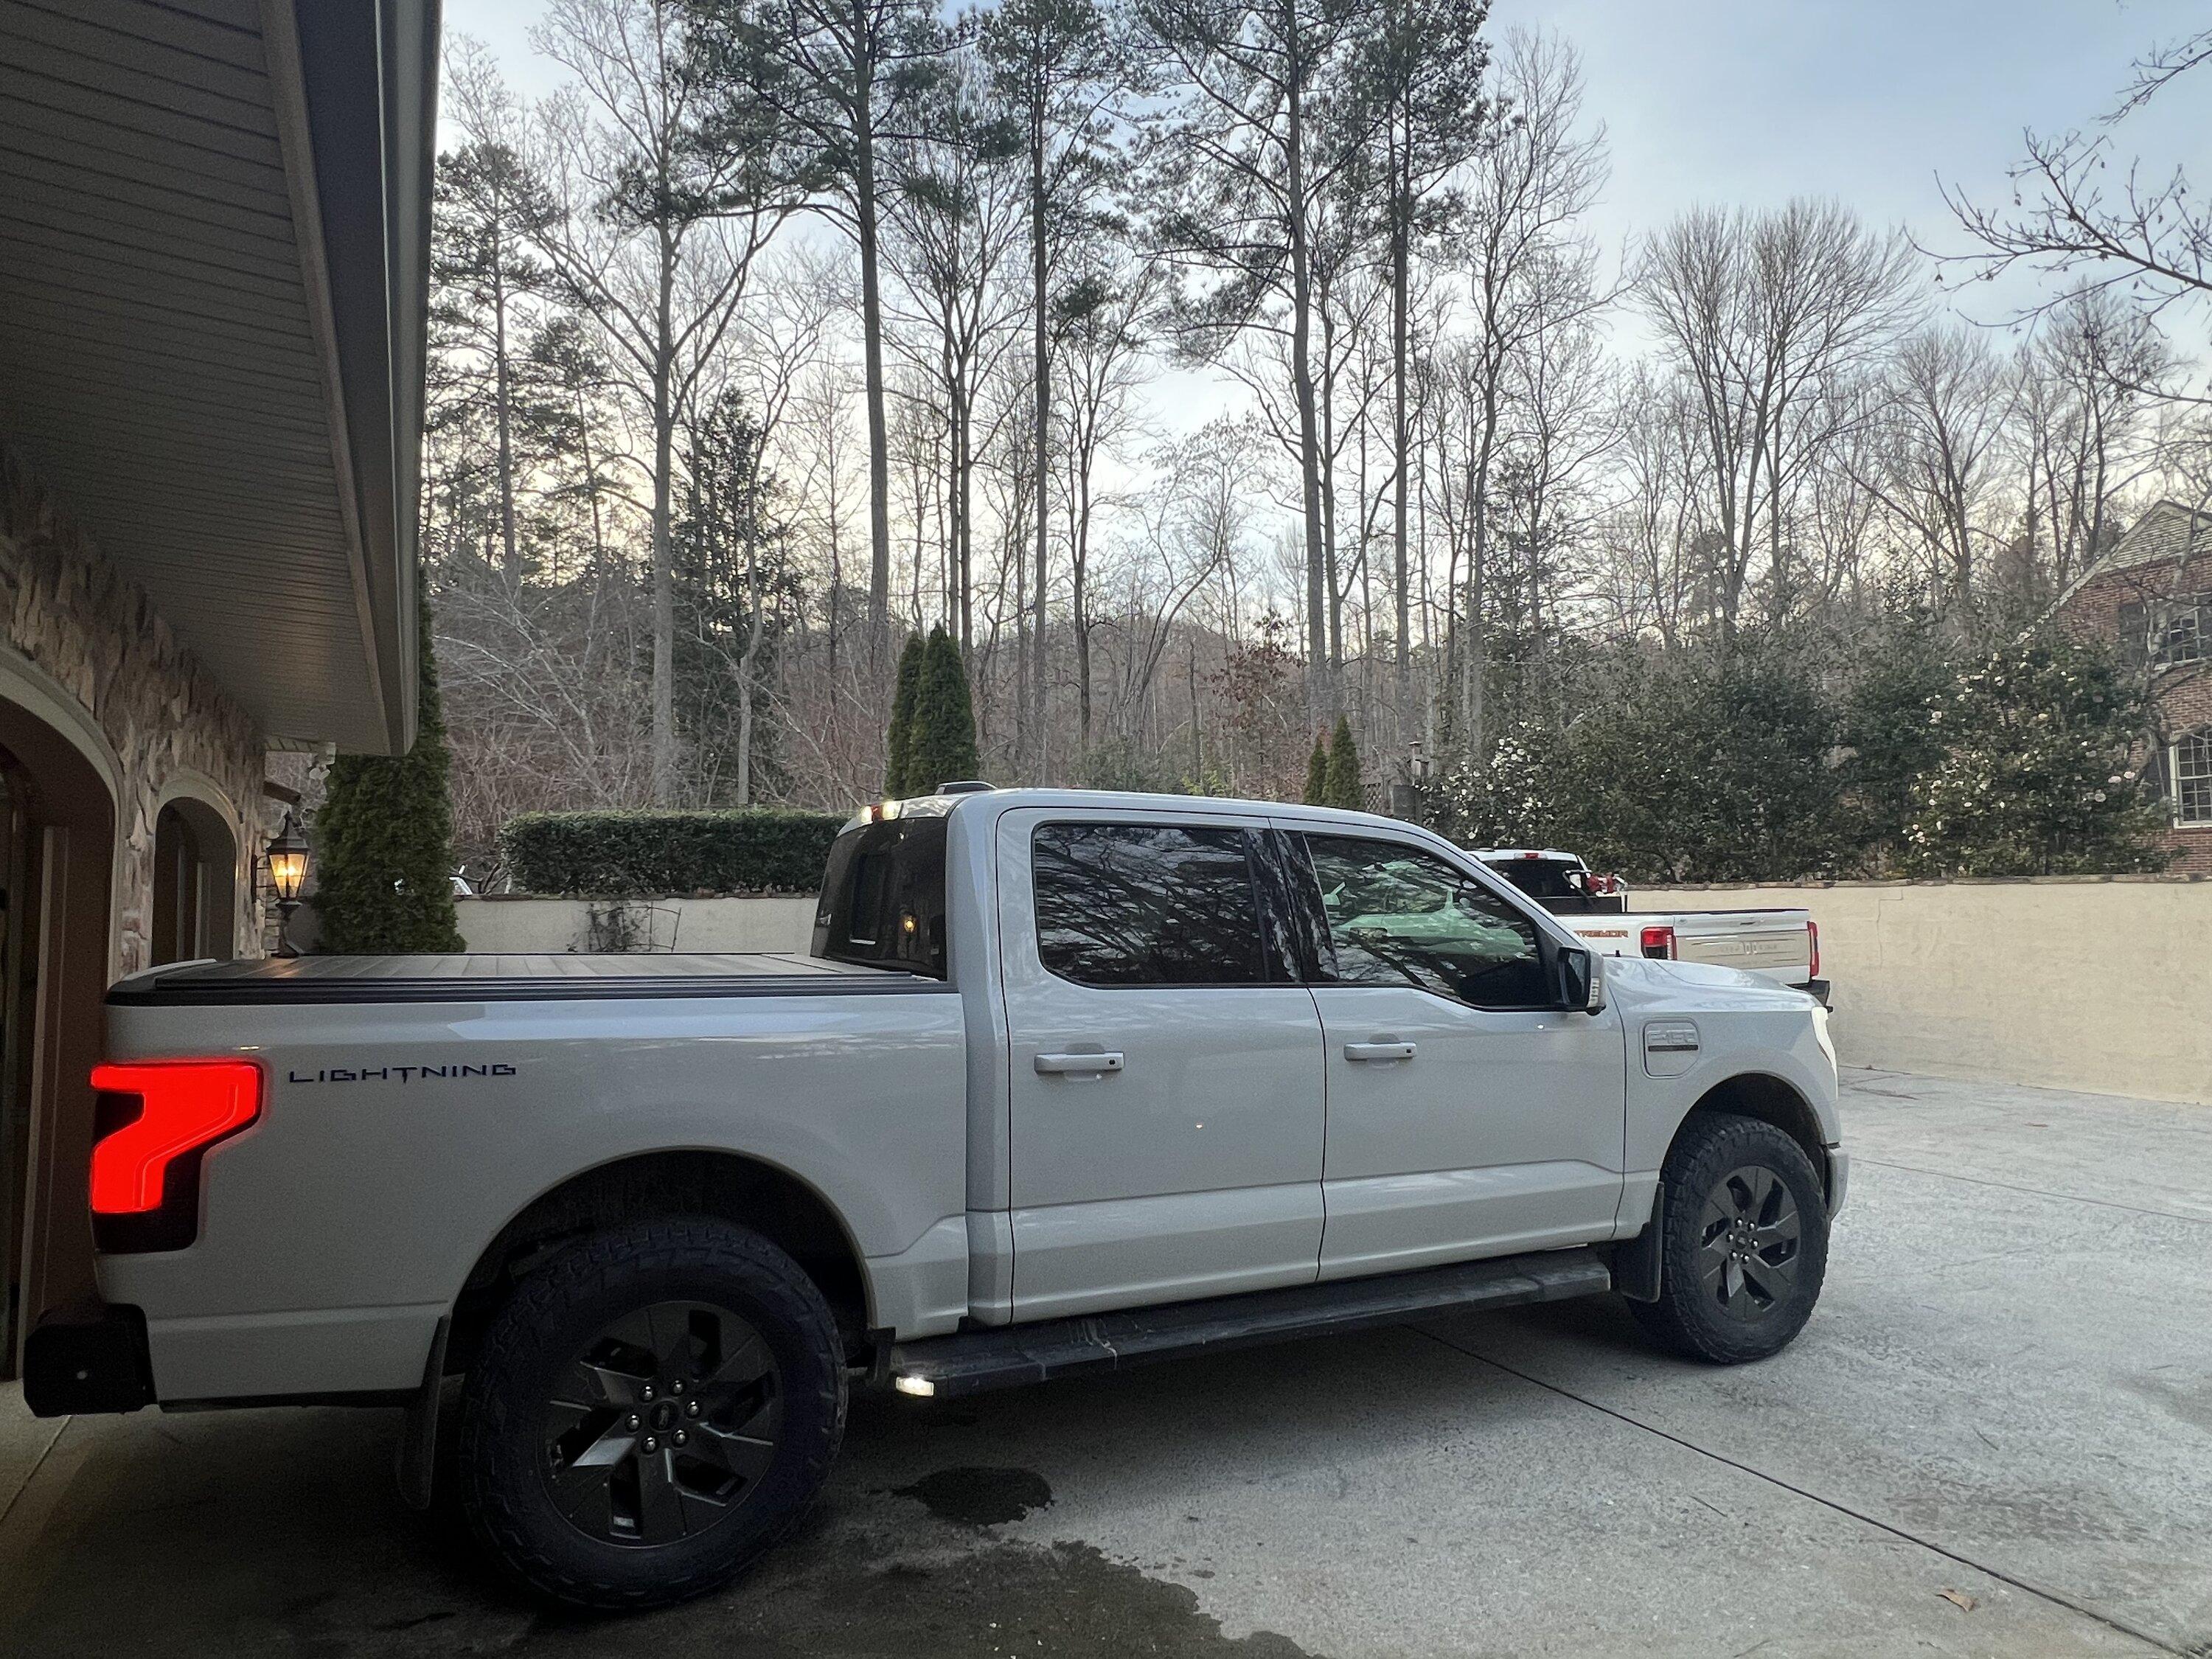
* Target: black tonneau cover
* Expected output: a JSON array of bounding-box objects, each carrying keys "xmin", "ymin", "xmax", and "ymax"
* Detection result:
[{"xmin": 107, "ymin": 953, "xmax": 947, "ymax": 1006}]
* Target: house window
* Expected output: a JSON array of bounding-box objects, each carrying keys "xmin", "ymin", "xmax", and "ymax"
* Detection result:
[
  {"xmin": 2151, "ymin": 594, "xmax": 2211, "ymax": 667},
  {"xmin": 2175, "ymin": 730, "xmax": 2212, "ymax": 826}
]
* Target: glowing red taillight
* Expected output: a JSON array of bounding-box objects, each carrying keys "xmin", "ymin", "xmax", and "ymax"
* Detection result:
[
  {"xmin": 89, "ymin": 1061, "xmax": 261, "ymax": 1217},
  {"xmin": 1807, "ymin": 919, "xmax": 1820, "ymax": 981},
  {"xmin": 1640, "ymin": 925, "xmax": 1676, "ymax": 960}
]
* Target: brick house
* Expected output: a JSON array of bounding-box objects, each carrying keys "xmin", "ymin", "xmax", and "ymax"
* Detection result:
[
  {"xmin": 0, "ymin": 0, "xmax": 437, "ymax": 1374},
  {"xmin": 2053, "ymin": 499, "xmax": 2212, "ymax": 874}
]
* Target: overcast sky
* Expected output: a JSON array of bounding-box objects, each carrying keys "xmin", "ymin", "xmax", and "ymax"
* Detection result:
[{"xmin": 442, "ymin": 0, "xmax": 2210, "ymax": 358}]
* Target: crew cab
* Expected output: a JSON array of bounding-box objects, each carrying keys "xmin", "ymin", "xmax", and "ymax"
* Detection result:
[
  {"xmin": 1476, "ymin": 847, "xmax": 1827, "ymax": 1003},
  {"xmin": 29, "ymin": 789, "xmax": 1846, "ymax": 1610}
]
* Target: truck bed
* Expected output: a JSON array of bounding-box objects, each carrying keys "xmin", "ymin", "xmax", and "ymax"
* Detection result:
[{"xmin": 107, "ymin": 953, "xmax": 938, "ymax": 1006}]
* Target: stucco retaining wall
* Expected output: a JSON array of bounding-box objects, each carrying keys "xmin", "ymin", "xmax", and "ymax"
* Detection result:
[
  {"xmin": 456, "ymin": 894, "xmax": 817, "ymax": 956},
  {"xmin": 1644, "ymin": 877, "xmax": 2212, "ymax": 1105}
]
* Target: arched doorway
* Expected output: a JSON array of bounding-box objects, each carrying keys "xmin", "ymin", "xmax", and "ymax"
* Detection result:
[
  {"xmin": 150, "ymin": 794, "xmax": 238, "ymax": 966},
  {"xmin": 0, "ymin": 700, "xmax": 116, "ymax": 1376}
]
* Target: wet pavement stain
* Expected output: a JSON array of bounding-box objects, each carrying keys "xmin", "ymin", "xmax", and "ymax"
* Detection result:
[
  {"xmin": 894, "ymin": 1466, "xmax": 1056, "ymax": 1526},
  {"xmin": 0, "ymin": 1407, "xmax": 1323, "ymax": 1659},
  {"xmin": 515, "ymin": 1512, "xmax": 1324, "ymax": 1659}
]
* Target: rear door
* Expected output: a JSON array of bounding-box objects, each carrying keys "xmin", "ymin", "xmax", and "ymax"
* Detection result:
[
  {"xmin": 1287, "ymin": 829, "xmax": 1627, "ymax": 1280},
  {"xmin": 998, "ymin": 806, "xmax": 1325, "ymax": 1321}
]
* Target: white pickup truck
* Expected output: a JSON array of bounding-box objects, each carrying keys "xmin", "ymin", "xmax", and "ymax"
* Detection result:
[
  {"xmin": 1475, "ymin": 848, "xmax": 1828, "ymax": 1004},
  {"xmin": 29, "ymin": 789, "xmax": 1845, "ymax": 1610}
]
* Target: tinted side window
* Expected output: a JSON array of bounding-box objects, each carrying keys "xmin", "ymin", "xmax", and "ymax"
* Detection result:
[
  {"xmin": 1303, "ymin": 835, "xmax": 1550, "ymax": 1009},
  {"xmin": 1033, "ymin": 824, "xmax": 1271, "ymax": 987}
]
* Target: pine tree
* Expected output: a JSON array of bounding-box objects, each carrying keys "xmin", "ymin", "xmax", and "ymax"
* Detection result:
[
  {"xmin": 907, "ymin": 625, "xmax": 981, "ymax": 792},
  {"xmin": 1303, "ymin": 733, "xmax": 1329, "ymax": 804},
  {"xmin": 1325, "ymin": 714, "xmax": 1363, "ymax": 810},
  {"xmin": 883, "ymin": 632, "xmax": 926, "ymax": 796},
  {"xmin": 313, "ymin": 585, "xmax": 465, "ymax": 953}
]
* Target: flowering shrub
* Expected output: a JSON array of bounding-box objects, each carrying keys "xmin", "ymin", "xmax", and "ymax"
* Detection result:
[
  {"xmin": 1901, "ymin": 635, "xmax": 2170, "ymax": 877},
  {"xmin": 1443, "ymin": 652, "xmax": 1846, "ymax": 882}
]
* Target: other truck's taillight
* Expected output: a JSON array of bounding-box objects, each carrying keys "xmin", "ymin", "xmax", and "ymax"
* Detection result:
[
  {"xmin": 88, "ymin": 1061, "xmax": 262, "ymax": 1252},
  {"xmin": 1639, "ymin": 925, "xmax": 1676, "ymax": 960},
  {"xmin": 1808, "ymin": 920, "xmax": 1820, "ymax": 981}
]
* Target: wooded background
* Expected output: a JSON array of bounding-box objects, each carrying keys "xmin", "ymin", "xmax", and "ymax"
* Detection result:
[{"xmin": 417, "ymin": 0, "xmax": 2212, "ymax": 885}]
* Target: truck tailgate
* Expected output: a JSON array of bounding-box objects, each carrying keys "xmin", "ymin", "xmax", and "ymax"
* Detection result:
[{"xmin": 1562, "ymin": 909, "xmax": 1815, "ymax": 989}]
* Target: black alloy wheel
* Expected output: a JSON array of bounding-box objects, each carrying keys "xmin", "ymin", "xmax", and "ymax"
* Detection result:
[
  {"xmin": 1695, "ymin": 1166, "xmax": 1802, "ymax": 1324},
  {"xmin": 544, "ymin": 1300, "xmax": 783, "ymax": 1547}
]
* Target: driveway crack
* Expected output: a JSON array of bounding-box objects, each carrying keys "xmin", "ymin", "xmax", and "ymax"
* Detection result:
[
  {"xmin": 0, "ymin": 1415, "xmax": 69, "ymax": 1534},
  {"xmin": 1419, "ymin": 1326, "xmax": 2186, "ymax": 1656},
  {"xmin": 1848, "ymin": 1156, "xmax": 2212, "ymax": 1225}
]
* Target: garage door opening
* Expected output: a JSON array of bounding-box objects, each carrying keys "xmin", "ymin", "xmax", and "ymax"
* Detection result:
[{"xmin": 0, "ymin": 706, "xmax": 115, "ymax": 1377}]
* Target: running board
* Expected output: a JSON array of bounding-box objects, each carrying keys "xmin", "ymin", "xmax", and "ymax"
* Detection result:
[{"xmin": 881, "ymin": 1248, "xmax": 1613, "ymax": 1400}]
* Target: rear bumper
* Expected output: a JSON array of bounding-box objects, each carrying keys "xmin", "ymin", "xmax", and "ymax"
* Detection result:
[
  {"xmin": 23, "ymin": 1301, "xmax": 153, "ymax": 1417},
  {"xmin": 1805, "ymin": 978, "xmax": 1832, "ymax": 1007}
]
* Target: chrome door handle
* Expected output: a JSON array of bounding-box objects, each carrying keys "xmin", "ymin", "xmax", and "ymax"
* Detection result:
[
  {"xmin": 1034, "ymin": 1051, "xmax": 1124, "ymax": 1075},
  {"xmin": 1345, "ymin": 1041, "xmax": 1416, "ymax": 1063}
]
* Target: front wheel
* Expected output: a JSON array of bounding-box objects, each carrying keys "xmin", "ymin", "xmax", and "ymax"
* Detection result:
[
  {"xmin": 1627, "ymin": 1112, "xmax": 1829, "ymax": 1364},
  {"xmin": 456, "ymin": 1217, "xmax": 847, "ymax": 1610}
]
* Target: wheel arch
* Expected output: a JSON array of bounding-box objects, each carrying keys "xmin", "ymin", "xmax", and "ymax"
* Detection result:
[
  {"xmin": 444, "ymin": 1150, "xmax": 873, "ymax": 1372},
  {"xmin": 1684, "ymin": 1072, "xmax": 1830, "ymax": 1197}
]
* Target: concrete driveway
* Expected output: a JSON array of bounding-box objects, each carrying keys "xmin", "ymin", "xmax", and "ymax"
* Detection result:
[{"xmin": 4, "ymin": 1069, "xmax": 2208, "ymax": 1658}]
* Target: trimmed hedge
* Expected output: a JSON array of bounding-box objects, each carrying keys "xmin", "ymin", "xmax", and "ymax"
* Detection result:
[{"xmin": 501, "ymin": 808, "xmax": 847, "ymax": 897}]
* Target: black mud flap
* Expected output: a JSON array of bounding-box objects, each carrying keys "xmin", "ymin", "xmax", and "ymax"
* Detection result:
[
  {"xmin": 395, "ymin": 1316, "xmax": 450, "ymax": 1511},
  {"xmin": 1613, "ymin": 1191, "xmax": 1663, "ymax": 1304}
]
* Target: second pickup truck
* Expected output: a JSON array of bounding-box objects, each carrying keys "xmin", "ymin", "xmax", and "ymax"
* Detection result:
[
  {"xmin": 1475, "ymin": 847, "xmax": 1827, "ymax": 1001},
  {"xmin": 29, "ymin": 788, "xmax": 1846, "ymax": 1610}
]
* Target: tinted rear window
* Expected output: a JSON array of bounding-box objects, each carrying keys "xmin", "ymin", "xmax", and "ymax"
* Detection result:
[
  {"xmin": 813, "ymin": 816, "xmax": 949, "ymax": 977},
  {"xmin": 1489, "ymin": 859, "xmax": 1582, "ymax": 900},
  {"xmin": 1032, "ymin": 823, "xmax": 1273, "ymax": 987}
]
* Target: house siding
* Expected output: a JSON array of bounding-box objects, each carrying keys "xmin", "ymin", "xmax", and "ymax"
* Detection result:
[{"xmin": 0, "ymin": 442, "xmax": 268, "ymax": 971}]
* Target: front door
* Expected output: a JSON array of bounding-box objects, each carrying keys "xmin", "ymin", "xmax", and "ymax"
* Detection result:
[
  {"xmin": 998, "ymin": 808, "xmax": 1326, "ymax": 1321},
  {"xmin": 1286, "ymin": 830, "xmax": 1627, "ymax": 1280}
]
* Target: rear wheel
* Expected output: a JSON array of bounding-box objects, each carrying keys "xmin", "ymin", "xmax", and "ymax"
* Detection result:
[
  {"xmin": 1628, "ymin": 1112, "xmax": 1829, "ymax": 1363},
  {"xmin": 456, "ymin": 1217, "xmax": 846, "ymax": 1609}
]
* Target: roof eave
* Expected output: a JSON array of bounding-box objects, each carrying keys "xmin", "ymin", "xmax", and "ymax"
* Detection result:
[{"xmin": 279, "ymin": 0, "xmax": 439, "ymax": 757}]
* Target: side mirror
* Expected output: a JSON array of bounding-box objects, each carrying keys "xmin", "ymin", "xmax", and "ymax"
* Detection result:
[{"xmin": 1557, "ymin": 945, "xmax": 1607, "ymax": 1015}]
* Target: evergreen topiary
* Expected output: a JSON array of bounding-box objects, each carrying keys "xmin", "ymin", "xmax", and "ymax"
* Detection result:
[
  {"xmin": 1324, "ymin": 714, "xmax": 1363, "ymax": 810},
  {"xmin": 883, "ymin": 632, "xmax": 925, "ymax": 797},
  {"xmin": 907, "ymin": 625, "xmax": 981, "ymax": 792},
  {"xmin": 313, "ymin": 588, "xmax": 466, "ymax": 953},
  {"xmin": 1303, "ymin": 732, "xmax": 1329, "ymax": 804}
]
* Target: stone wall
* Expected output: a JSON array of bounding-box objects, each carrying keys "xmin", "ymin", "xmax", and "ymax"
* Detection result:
[
  {"xmin": 0, "ymin": 443, "xmax": 267, "ymax": 973},
  {"xmin": 1643, "ymin": 877, "xmax": 2212, "ymax": 1105}
]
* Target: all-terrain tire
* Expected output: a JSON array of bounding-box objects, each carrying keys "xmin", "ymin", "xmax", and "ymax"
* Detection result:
[
  {"xmin": 456, "ymin": 1215, "xmax": 846, "ymax": 1610},
  {"xmin": 1627, "ymin": 1112, "xmax": 1829, "ymax": 1364}
]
